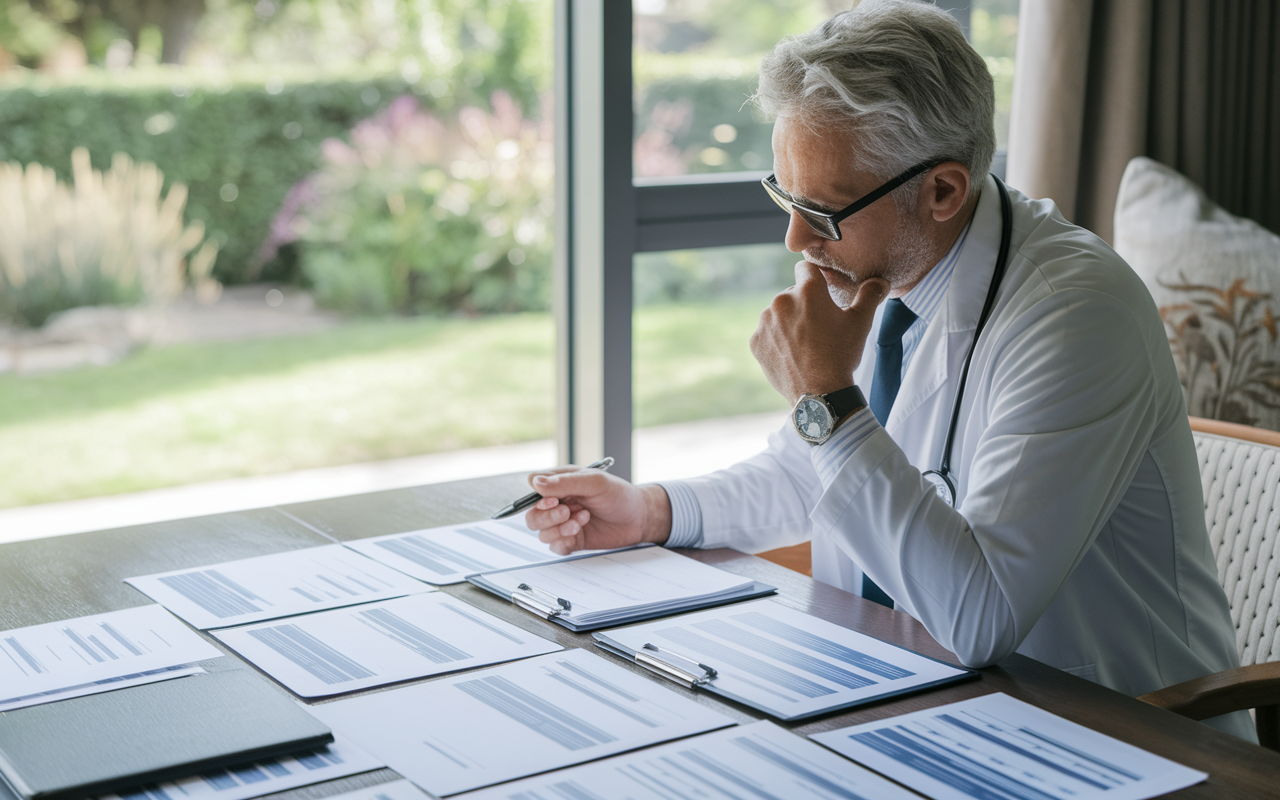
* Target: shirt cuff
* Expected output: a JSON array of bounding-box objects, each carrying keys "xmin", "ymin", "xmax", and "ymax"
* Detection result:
[
  {"xmin": 659, "ymin": 480, "xmax": 704, "ymax": 549},
  {"xmin": 810, "ymin": 407, "xmax": 880, "ymax": 487}
]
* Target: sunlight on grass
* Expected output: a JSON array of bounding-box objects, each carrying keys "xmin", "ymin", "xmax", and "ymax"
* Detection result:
[
  {"xmin": 0, "ymin": 295, "xmax": 784, "ymax": 507},
  {"xmin": 634, "ymin": 294, "xmax": 787, "ymax": 428}
]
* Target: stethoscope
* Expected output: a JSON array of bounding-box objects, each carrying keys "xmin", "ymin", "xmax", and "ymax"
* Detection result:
[{"xmin": 920, "ymin": 176, "xmax": 1014, "ymax": 507}]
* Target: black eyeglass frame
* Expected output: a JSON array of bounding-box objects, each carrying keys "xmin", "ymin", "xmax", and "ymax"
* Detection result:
[{"xmin": 762, "ymin": 159, "xmax": 943, "ymax": 241}]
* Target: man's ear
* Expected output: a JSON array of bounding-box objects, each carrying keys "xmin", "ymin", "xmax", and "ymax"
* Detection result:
[{"xmin": 923, "ymin": 162, "xmax": 972, "ymax": 223}]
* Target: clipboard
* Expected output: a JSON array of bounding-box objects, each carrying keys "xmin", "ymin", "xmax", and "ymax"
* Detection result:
[
  {"xmin": 592, "ymin": 599, "xmax": 978, "ymax": 721},
  {"xmin": 467, "ymin": 547, "xmax": 776, "ymax": 633}
]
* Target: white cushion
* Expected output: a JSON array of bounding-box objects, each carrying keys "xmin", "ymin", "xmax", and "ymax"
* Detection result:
[{"xmin": 1114, "ymin": 157, "xmax": 1280, "ymax": 429}]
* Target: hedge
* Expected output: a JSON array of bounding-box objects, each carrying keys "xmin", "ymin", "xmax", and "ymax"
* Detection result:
[{"xmin": 0, "ymin": 70, "xmax": 426, "ymax": 284}]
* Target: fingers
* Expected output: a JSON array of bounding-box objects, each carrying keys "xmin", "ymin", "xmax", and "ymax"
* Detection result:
[
  {"xmin": 534, "ymin": 506, "xmax": 591, "ymax": 548},
  {"xmin": 525, "ymin": 495, "xmax": 580, "ymax": 530},
  {"xmin": 526, "ymin": 463, "xmax": 588, "ymax": 487},
  {"xmin": 529, "ymin": 469, "xmax": 610, "ymax": 500},
  {"xmin": 793, "ymin": 259, "xmax": 823, "ymax": 286}
]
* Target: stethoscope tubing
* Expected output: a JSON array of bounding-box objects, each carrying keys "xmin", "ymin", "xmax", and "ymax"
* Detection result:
[{"xmin": 922, "ymin": 175, "xmax": 1014, "ymax": 507}]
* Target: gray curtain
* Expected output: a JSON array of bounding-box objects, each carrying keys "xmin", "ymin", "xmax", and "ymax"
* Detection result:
[{"xmin": 1007, "ymin": 0, "xmax": 1280, "ymax": 244}]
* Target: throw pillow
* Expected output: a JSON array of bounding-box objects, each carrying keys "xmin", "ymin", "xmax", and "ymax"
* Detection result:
[{"xmin": 1114, "ymin": 156, "xmax": 1280, "ymax": 429}]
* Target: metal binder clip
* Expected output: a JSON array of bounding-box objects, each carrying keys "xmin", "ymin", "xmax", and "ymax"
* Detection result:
[
  {"xmin": 511, "ymin": 582, "xmax": 572, "ymax": 620},
  {"xmin": 635, "ymin": 643, "xmax": 718, "ymax": 688}
]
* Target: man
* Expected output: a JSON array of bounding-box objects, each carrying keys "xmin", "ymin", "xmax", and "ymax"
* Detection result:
[{"xmin": 527, "ymin": 0, "xmax": 1252, "ymax": 739}]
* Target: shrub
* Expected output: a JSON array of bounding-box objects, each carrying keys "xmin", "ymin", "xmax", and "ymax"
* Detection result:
[
  {"xmin": 0, "ymin": 69, "xmax": 416, "ymax": 285},
  {"xmin": 272, "ymin": 93, "xmax": 553, "ymax": 315},
  {"xmin": 634, "ymin": 244, "xmax": 795, "ymax": 307},
  {"xmin": 0, "ymin": 147, "xmax": 218, "ymax": 328}
]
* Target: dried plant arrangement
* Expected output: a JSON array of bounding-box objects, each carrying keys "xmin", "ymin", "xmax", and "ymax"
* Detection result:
[{"xmin": 0, "ymin": 147, "xmax": 219, "ymax": 328}]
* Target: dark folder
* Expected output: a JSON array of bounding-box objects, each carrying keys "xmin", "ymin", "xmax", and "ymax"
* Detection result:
[{"xmin": 0, "ymin": 669, "xmax": 332, "ymax": 800}]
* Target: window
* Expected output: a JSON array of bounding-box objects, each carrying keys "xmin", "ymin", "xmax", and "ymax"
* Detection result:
[{"xmin": 557, "ymin": 1, "xmax": 1020, "ymax": 479}]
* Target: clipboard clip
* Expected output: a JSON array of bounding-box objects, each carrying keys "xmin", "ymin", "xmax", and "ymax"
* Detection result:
[
  {"xmin": 512, "ymin": 582, "xmax": 572, "ymax": 620},
  {"xmin": 635, "ymin": 643, "xmax": 718, "ymax": 688}
]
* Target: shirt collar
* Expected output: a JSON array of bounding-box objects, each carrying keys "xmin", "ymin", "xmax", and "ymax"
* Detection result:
[{"xmin": 899, "ymin": 217, "xmax": 973, "ymax": 325}]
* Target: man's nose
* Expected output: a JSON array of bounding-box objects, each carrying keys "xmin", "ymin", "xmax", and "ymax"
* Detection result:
[{"xmin": 784, "ymin": 211, "xmax": 825, "ymax": 254}]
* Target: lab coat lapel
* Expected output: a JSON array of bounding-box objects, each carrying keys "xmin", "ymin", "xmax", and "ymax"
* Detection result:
[{"xmin": 884, "ymin": 176, "xmax": 1005, "ymax": 471}]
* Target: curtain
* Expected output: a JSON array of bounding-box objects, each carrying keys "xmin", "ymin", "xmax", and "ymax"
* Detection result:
[{"xmin": 1006, "ymin": 0, "xmax": 1280, "ymax": 244}]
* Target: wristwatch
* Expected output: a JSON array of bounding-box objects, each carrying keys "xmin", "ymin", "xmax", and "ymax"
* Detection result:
[{"xmin": 792, "ymin": 385, "xmax": 867, "ymax": 445}]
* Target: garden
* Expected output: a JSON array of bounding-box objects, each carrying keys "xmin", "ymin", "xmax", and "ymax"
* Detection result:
[{"xmin": 0, "ymin": 0, "xmax": 1018, "ymax": 509}]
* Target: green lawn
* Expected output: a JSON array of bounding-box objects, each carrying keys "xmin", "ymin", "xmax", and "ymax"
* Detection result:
[{"xmin": 0, "ymin": 294, "xmax": 785, "ymax": 508}]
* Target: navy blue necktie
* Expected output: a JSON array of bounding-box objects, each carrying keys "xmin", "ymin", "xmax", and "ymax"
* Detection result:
[
  {"xmin": 863, "ymin": 298, "xmax": 917, "ymax": 609},
  {"xmin": 869, "ymin": 299, "xmax": 918, "ymax": 425}
]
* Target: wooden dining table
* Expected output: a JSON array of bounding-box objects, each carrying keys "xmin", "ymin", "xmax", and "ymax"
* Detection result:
[{"xmin": 2, "ymin": 471, "xmax": 1277, "ymax": 798}]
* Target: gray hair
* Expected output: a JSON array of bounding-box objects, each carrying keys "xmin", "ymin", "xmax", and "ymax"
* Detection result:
[{"xmin": 755, "ymin": 0, "xmax": 995, "ymax": 198}]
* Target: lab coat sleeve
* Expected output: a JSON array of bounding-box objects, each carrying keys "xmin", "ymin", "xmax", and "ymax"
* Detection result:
[
  {"xmin": 811, "ymin": 286, "xmax": 1161, "ymax": 667},
  {"xmin": 677, "ymin": 416, "xmax": 823, "ymax": 554}
]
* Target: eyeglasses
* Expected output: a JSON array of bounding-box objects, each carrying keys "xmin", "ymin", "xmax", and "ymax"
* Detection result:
[{"xmin": 761, "ymin": 159, "xmax": 942, "ymax": 241}]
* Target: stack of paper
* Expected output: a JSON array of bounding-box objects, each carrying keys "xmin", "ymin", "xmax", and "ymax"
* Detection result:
[
  {"xmin": 594, "ymin": 599, "xmax": 974, "ymax": 720},
  {"xmin": 459, "ymin": 721, "xmax": 921, "ymax": 799},
  {"xmin": 811, "ymin": 692, "xmax": 1208, "ymax": 800},
  {"xmin": 344, "ymin": 515, "xmax": 598, "ymax": 585},
  {"xmin": 94, "ymin": 735, "xmax": 383, "ymax": 800},
  {"xmin": 125, "ymin": 544, "xmax": 435, "ymax": 629},
  {"xmin": 0, "ymin": 606, "xmax": 221, "ymax": 711},
  {"xmin": 123, "ymin": 545, "xmax": 568, "ymax": 701},
  {"xmin": 213, "ymin": 593, "xmax": 562, "ymax": 697},
  {"xmin": 468, "ymin": 546, "xmax": 773, "ymax": 631},
  {"xmin": 307, "ymin": 649, "xmax": 735, "ymax": 796}
]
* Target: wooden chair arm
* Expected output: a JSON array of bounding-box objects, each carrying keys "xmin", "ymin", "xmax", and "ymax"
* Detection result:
[
  {"xmin": 1189, "ymin": 415, "xmax": 1280, "ymax": 448},
  {"xmin": 1138, "ymin": 661, "xmax": 1280, "ymax": 720}
]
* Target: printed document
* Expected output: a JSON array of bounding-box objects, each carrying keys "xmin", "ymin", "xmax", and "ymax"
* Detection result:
[
  {"xmin": 0, "ymin": 605, "xmax": 220, "ymax": 702},
  {"xmin": 0, "ymin": 665, "xmax": 205, "ymax": 712},
  {"xmin": 811, "ymin": 692, "xmax": 1208, "ymax": 800},
  {"xmin": 94, "ymin": 734, "xmax": 382, "ymax": 800},
  {"xmin": 214, "ymin": 593, "xmax": 561, "ymax": 697},
  {"xmin": 344, "ymin": 514, "xmax": 593, "ymax": 585},
  {"xmin": 472, "ymin": 547, "xmax": 757, "ymax": 627},
  {"xmin": 595, "ymin": 599, "xmax": 971, "ymax": 720},
  {"xmin": 307, "ymin": 780, "xmax": 430, "ymax": 800},
  {"xmin": 307, "ymin": 648, "xmax": 734, "ymax": 796},
  {"xmin": 459, "ymin": 720, "xmax": 920, "ymax": 799},
  {"xmin": 126, "ymin": 544, "xmax": 434, "ymax": 629}
]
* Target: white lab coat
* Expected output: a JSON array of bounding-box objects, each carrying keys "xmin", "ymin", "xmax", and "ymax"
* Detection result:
[{"xmin": 679, "ymin": 176, "xmax": 1253, "ymax": 740}]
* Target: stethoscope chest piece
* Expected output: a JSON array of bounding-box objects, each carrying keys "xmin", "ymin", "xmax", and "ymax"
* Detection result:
[{"xmin": 922, "ymin": 469, "xmax": 957, "ymax": 507}]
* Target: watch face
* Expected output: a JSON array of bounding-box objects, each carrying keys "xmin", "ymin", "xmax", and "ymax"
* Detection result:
[{"xmin": 793, "ymin": 396, "xmax": 834, "ymax": 442}]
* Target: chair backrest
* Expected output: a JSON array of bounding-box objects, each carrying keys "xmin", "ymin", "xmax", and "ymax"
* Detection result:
[{"xmin": 1191, "ymin": 416, "xmax": 1280, "ymax": 667}]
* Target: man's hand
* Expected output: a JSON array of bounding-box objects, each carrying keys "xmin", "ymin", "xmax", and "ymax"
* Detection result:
[
  {"xmin": 523, "ymin": 466, "xmax": 672, "ymax": 555},
  {"xmin": 750, "ymin": 261, "xmax": 889, "ymax": 403}
]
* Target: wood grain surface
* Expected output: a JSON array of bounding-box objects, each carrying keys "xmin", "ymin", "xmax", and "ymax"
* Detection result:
[{"xmin": 2, "ymin": 472, "xmax": 1277, "ymax": 798}]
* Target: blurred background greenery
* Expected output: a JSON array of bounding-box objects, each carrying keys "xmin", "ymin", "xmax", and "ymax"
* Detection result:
[{"xmin": 0, "ymin": 0, "xmax": 1018, "ymax": 508}]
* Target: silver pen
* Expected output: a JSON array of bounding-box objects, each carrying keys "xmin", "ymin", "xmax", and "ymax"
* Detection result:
[{"xmin": 490, "ymin": 457, "xmax": 615, "ymax": 519}]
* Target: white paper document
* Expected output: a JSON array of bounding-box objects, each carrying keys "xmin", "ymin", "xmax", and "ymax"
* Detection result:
[
  {"xmin": 126, "ymin": 544, "xmax": 435, "ymax": 629},
  {"xmin": 311, "ymin": 780, "xmax": 432, "ymax": 800},
  {"xmin": 594, "ymin": 599, "xmax": 971, "ymax": 720},
  {"xmin": 0, "ymin": 605, "xmax": 221, "ymax": 702},
  {"xmin": 343, "ymin": 515, "xmax": 589, "ymax": 585},
  {"xmin": 0, "ymin": 665, "xmax": 205, "ymax": 712},
  {"xmin": 95, "ymin": 734, "xmax": 382, "ymax": 800},
  {"xmin": 459, "ymin": 720, "xmax": 920, "ymax": 800},
  {"xmin": 810, "ymin": 692, "xmax": 1209, "ymax": 800},
  {"xmin": 308, "ymin": 648, "xmax": 735, "ymax": 797},
  {"xmin": 213, "ymin": 593, "xmax": 562, "ymax": 697},
  {"xmin": 472, "ymin": 547, "xmax": 759, "ymax": 628}
]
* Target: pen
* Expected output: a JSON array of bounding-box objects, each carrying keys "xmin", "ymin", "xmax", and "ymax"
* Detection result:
[{"xmin": 490, "ymin": 457, "xmax": 615, "ymax": 519}]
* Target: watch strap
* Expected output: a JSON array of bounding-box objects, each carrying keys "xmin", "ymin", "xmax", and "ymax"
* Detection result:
[{"xmin": 824, "ymin": 385, "xmax": 866, "ymax": 419}]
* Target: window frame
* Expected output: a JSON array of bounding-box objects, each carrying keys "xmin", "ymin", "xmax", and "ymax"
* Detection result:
[{"xmin": 555, "ymin": 1, "xmax": 1000, "ymax": 478}]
